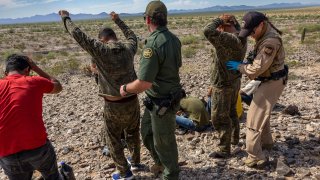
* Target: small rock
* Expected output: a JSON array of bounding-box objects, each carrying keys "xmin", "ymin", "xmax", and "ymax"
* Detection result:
[
  {"xmin": 216, "ymin": 160, "xmax": 226, "ymax": 166},
  {"xmin": 282, "ymin": 105, "xmax": 300, "ymax": 116},
  {"xmin": 62, "ymin": 146, "xmax": 71, "ymax": 154},
  {"xmin": 306, "ymin": 124, "xmax": 314, "ymax": 132},
  {"xmin": 195, "ymin": 148, "xmax": 205, "ymax": 155},
  {"xmin": 276, "ymin": 160, "xmax": 293, "ymax": 176}
]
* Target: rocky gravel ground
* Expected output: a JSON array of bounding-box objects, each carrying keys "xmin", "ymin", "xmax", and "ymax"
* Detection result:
[{"xmin": 1, "ymin": 45, "xmax": 319, "ymax": 179}]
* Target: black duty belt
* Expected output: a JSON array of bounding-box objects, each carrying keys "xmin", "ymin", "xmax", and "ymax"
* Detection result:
[
  {"xmin": 104, "ymin": 94, "xmax": 137, "ymax": 103},
  {"xmin": 255, "ymin": 66, "xmax": 288, "ymax": 82}
]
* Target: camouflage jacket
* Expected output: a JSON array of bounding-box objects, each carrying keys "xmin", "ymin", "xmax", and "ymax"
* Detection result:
[
  {"xmin": 204, "ymin": 18, "xmax": 247, "ymax": 88},
  {"xmin": 63, "ymin": 17, "xmax": 137, "ymax": 97}
]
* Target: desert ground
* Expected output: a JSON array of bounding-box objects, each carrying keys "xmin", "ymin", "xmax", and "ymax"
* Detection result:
[{"xmin": 0, "ymin": 6, "xmax": 320, "ymax": 180}]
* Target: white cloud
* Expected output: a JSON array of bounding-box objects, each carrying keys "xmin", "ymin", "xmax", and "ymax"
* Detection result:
[
  {"xmin": 166, "ymin": 0, "xmax": 212, "ymax": 9},
  {"xmin": 0, "ymin": 0, "xmax": 34, "ymax": 8}
]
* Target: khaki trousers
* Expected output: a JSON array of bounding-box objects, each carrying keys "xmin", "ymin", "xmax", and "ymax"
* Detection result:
[{"xmin": 246, "ymin": 78, "xmax": 285, "ymax": 160}]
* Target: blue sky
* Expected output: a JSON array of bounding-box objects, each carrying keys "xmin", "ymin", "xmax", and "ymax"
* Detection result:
[{"xmin": 0, "ymin": 0, "xmax": 319, "ymax": 19}]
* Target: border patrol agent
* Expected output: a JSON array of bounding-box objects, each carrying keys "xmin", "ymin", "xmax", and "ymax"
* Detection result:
[
  {"xmin": 120, "ymin": 1, "xmax": 182, "ymax": 179},
  {"xmin": 226, "ymin": 11, "xmax": 288, "ymax": 168},
  {"xmin": 204, "ymin": 14, "xmax": 247, "ymax": 158},
  {"xmin": 59, "ymin": 11, "xmax": 141, "ymax": 180}
]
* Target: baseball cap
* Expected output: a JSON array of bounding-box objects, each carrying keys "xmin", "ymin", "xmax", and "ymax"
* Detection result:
[
  {"xmin": 144, "ymin": 0, "xmax": 167, "ymax": 17},
  {"xmin": 239, "ymin": 11, "xmax": 267, "ymax": 38}
]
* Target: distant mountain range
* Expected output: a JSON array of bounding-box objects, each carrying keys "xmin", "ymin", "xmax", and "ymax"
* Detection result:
[{"xmin": 0, "ymin": 3, "xmax": 319, "ymax": 24}]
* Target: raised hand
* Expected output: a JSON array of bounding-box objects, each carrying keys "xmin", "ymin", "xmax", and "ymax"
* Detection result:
[
  {"xmin": 58, "ymin": 10, "xmax": 70, "ymax": 17},
  {"xmin": 110, "ymin": 11, "xmax": 119, "ymax": 21}
]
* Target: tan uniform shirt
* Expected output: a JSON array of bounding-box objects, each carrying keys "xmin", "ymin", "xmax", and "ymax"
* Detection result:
[{"xmin": 239, "ymin": 24, "xmax": 285, "ymax": 80}]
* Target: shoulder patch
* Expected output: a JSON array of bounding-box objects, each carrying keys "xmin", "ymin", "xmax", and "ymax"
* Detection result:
[
  {"xmin": 143, "ymin": 48, "xmax": 153, "ymax": 58},
  {"xmin": 264, "ymin": 46, "xmax": 274, "ymax": 55}
]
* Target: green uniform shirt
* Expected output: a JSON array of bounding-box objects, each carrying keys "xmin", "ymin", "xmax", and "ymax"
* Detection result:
[
  {"xmin": 180, "ymin": 97, "xmax": 210, "ymax": 127},
  {"xmin": 138, "ymin": 26, "xmax": 182, "ymax": 98},
  {"xmin": 204, "ymin": 18, "xmax": 247, "ymax": 88}
]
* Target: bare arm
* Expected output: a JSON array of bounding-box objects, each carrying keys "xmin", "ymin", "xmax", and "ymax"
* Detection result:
[
  {"xmin": 120, "ymin": 79, "xmax": 152, "ymax": 97},
  {"xmin": 27, "ymin": 57, "xmax": 62, "ymax": 94}
]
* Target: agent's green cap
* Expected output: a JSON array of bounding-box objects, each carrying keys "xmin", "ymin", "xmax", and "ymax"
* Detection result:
[{"xmin": 144, "ymin": 0, "xmax": 167, "ymax": 17}]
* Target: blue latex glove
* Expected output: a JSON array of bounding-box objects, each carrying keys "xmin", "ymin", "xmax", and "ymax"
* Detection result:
[{"xmin": 226, "ymin": 60, "xmax": 242, "ymax": 70}]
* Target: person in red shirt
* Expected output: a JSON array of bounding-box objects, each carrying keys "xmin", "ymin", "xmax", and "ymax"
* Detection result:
[{"xmin": 0, "ymin": 54, "xmax": 62, "ymax": 180}]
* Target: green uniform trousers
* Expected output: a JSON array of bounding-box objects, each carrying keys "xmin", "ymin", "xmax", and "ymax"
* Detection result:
[
  {"xmin": 103, "ymin": 97, "xmax": 140, "ymax": 176},
  {"xmin": 141, "ymin": 103, "xmax": 180, "ymax": 180},
  {"xmin": 211, "ymin": 80, "xmax": 241, "ymax": 153}
]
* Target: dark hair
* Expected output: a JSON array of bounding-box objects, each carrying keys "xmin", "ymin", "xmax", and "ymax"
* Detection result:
[
  {"xmin": 151, "ymin": 12, "xmax": 167, "ymax": 26},
  {"xmin": 266, "ymin": 20, "xmax": 282, "ymax": 35},
  {"xmin": 5, "ymin": 54, "xmax": 30, "ymax": 73},
  {"xmin": 98, "ymin": 27, "xmax": 117, "ymax": 40}
]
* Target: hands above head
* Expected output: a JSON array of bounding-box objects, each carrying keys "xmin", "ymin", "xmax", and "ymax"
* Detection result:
[
  {"xmin": 226, "ymin": 60, "xmax": 242, "ymax": 71},
  {"xmin": 25, "ymin": 55, "xmax": 37, "ymax": 70},
  {"xmin": 58, "ymin": 10, "xmax": 70, "ymax": 17},
  {"xmin": 110, "ymin": 11, "xmax": 119, "ymax": 21}
]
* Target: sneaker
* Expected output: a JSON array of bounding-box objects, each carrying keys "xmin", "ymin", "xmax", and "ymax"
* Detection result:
[
  {"xmin": 112, "ymin": 170, "xmax": 134, "ymax": 180},
  {"xmin": 244, "ymin": 158, "xmax": 268, "ymax": 169},
  {"xmin": 150, "ymin": 164, "xmax": 164, "ymax": 175},
  {"xmin": 102, "ymin": 146, "xmax": 110, "ymax": 156},
  {"xmin": 126, "ymin": 157, "xmax": 145, "ymax": 172}
]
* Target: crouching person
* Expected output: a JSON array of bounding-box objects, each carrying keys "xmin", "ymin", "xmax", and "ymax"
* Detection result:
[
  {"xmin": 0, "ymin": 54, "xmax": 63, "ymax": 180},
  {"xmin": 176, "ymin": 96, "xmax": 211, "ymax": 132}
]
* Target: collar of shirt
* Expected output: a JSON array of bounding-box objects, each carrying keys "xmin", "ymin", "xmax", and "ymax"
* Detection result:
[
  {"xmin": 149, "ymin": 26, "xmax": 168, "ymax": 37},
  {"xmin": 4, "ymin": 74, "xmax": 24, "ymax": 80}
]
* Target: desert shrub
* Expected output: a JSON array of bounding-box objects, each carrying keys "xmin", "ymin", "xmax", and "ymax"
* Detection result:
[
  {"xmin": 60, "ymin": 51, "xmax": 69, "ymax": 57},
  {"xmin": 32, "ymin": 54, "xmax": 44, "ymax": 62},
  {"xmin": 298, "ymin": 24, "xmax": 320, "ymax": 33},
  {"xmin": 13, "ymin": 43, "xmax": 26, "ymax": 50},
  {"xmin": 46, "ymin": 52, "xmax": 56, "ymax": 60},
  {"xmin": 182, "ymin": 46, "xmax": 196, "ymax": 58},
  {"xmin": 286, "ymin": 60, "xmax": 302, "ymax": 68},
  {"xmin": 48, "ymin": 58, "xmax": 80, "ymax": 76},
  {"xmin": 67, "ymin": 57, "xmax": 81, "ymax": 73},
  {"xmin": 8, "ymin": 29, "xmax": 14, "ymax": 33},
  {"xmin": 1, "ymin": 49, "xmax": 22, "ymax": 60},
  {"xmin": 181, "ymin": 35, "xmax": 199, "ymax": 45}
]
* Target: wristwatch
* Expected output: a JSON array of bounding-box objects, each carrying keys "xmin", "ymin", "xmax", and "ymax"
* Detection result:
[{"xmin": 123, "ymin": 84, "xmax": 129, "ymax": 93}]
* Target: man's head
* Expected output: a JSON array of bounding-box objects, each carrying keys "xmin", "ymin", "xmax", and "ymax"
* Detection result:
[
  {"xmin": 98, "ymin": 27, "xmax": 117, "ymax": 43},
  {"xmin": 239, "ymin": 11, "xmax": 268, "ymax": 39},
  {"xmin": 217, "ymin": 14, "xmax": 240, "ymax": 33},
  {"xmin": 5, "ymin": 54, "xmax": 31, "ymax": 76},
  {"xmin": 144, "ymin": 1, "xmax": 167, "ymax": 31}
]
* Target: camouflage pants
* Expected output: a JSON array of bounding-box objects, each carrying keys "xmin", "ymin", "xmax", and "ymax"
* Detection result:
[
  {"xmin": 211, "ymin": 80, "xmax": 240, "ymax": 153},
  {"xmin": 103, "ymin": 97, "xmax": 140, "ymax": 176},
  {"xmin": 141, "ymin": 102, "xmax": 180, "ymax": 180}
]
